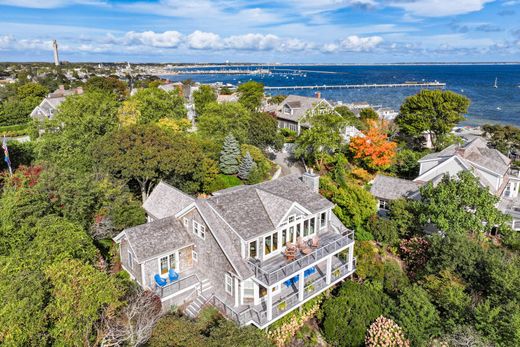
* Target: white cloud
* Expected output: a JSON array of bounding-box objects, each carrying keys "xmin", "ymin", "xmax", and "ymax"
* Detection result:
[
  {"xmin": 122, "ymin": 31, "xmax": 183, "ymax": 48},
  {"xmin": 224, "ymin": 33, "xmax": 280, "ymax": 51},
  {"xmin": 339, "ymin": 35, "xmax": 383, "ymax": 51},
  {"xmin": 389, "ymin": 0, "xmax": 495, "ymax": 17},
  {"xmin": 186, "ymin": 31, "xmax": 222, "ymax": 50}
]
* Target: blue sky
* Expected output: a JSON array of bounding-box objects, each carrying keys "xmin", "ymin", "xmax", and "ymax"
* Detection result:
[{"xmin": 0, "ymin": 0, "xmax": 519, "ymax": 63}]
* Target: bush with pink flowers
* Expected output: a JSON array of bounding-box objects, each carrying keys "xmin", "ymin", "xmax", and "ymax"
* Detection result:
[{"xmin": 365, "ymin": 316, "xmax": 410, "ymax": 347}]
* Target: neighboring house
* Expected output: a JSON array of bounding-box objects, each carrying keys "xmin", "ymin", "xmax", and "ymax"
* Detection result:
[
  {"xmin": 375, "ymin": 107, "xmax": 398, "ymax": 120},
  {"xmin": 114, "ymin": 173, "xmax": 356, "ymax": 328},
  {"xmin": 370, "ymin": 175, "xmax": 422, "ymax": 215},
  {"xmin": 267, "ymin": 94, "xmax": 336, "ymax": 135},
  {"xmin": 158, "ymin": 82, "xmax": 184, "ymax": 95},
  {"xmin": 370, "ymin": 137, "xmax": 520, "ymax": 229},
  {"xmin": 30, "ymin": 85, "xmax": 83, "ymax": 120},
  {"xmin": 217, "ymin": 93, "xmax": 239, "ymax": 103}
]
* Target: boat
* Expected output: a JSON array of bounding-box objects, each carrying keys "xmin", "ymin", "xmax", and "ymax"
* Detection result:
[
  {"xmin": 494, "ymin": 77, "xmax": 498, "ymax": 88},
  {"xmin": 497, "ymin": 107, "xmax": 502, "ymax": 111}
]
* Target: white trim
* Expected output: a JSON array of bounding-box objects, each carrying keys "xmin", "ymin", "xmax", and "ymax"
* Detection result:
[
  {"xmin": 414, "ymin": 156, "xmax": 470, "ymax": 182},
  {"xmin": 276, "ymin": 202, "xmax": 312, "ymax": 228},
  {"xmin": 192, "ymin": 220, "xmax": 206, "ymax": 240},
  {"xmin": 160, "ymin": 282, "xmax": 200, "ymax": 302},
  {"xmin": 140, "ymin": 243, "xmax": 194, "ymax": 264},
  {"xmin": 174, "ymin": 202, "xmax": 198, "ymax": 219},
  {"xmin": 225, "ymin": 274, "xmax": 233, "ymax": 295}
]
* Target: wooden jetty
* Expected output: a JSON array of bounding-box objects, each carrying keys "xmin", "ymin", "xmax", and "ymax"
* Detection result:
[{"xmin": 264, "ymin": 81, "xmax": 446, "ymax": 90}]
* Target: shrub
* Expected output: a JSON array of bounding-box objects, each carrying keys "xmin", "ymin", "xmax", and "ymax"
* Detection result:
[
  {"xmin": 365, "ymin": 316, "xmax": 410, "ymax": 347},
  {"xmin": 206, "ymin": 174, "xmax": 242, "ymax": 193},
  {"xmin": 368, "ymin": 216, "xmax": 399, "ymax": 246}
]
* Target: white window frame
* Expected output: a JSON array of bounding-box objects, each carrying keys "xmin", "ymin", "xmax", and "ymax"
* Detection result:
[
  {"xmin": 192, "ymin": 250, "xmax": 198, "ymax": 262},
  {"xmin": 158, "ymin": 251, "xmax": 179, "ymax": 276},
  {"xmin": 192, "ymin": 220, "xmax": 206, "ymax": 240},
  {"xmin": 183, "ymin": 217, "xmax": 188, "ymax": 227},
  {"xmin": 248, "ymin": 240, "xmax": 258, "ymax": 259},
  {"xmin": 320, "ymin": 211, "xmax": 327, "ymax": 229},
  {"xmin": 225, "ymin": 274, "xmax": 233, "ymax": 295},
  {"xmin": 128, "ymin": 251, "xmax": 133, "ymax": 269},
  {"xmin": 379, "ymin": 199, "xmax": 389, "ymax": 210}
]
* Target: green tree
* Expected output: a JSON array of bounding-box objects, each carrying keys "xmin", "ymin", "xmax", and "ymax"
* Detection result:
[
  {"xmin": 394, "ymin": 285, "xmax": 441, "ymax": 347},
  {"xmin": 396, "ymin": 90, "xmax": 470, "ymax": 147},
  {"xmin": 238, "ymin": 151, "xmax": 256, "ymax": 180},
  {"xmin": 389, "ymin": 148, "xmax": 424, "ymax": 179},
  {"xmin": 198, "ymin": 102, "xmax": 251, "ymax": 143},
  {"xmin": 418, "ymin": 171, "xmax": 510, "ymax": 235},
  {"xmin": 193, "ymin": 85, "xmax": 216, "ymax": 115},
  {"xmin": 131, "ymin": 87, "xmax": 187, "ymax": 123},
  {"xmin": 219, "ymin": 134, "xmax": 241, "ymax": 175},
  {"xmin": 359, "ymin": 107, "xmax": 379, "ymax": 122},
  {"xmin": 322, "ymin": 281, "xmax": 387, "ymax": 347},
  {"xmin": 294, "ymin": 106, "xmax": 347, "ymax": 169},
  {"xmin": 482, "ymin": 124, "xmax": 520, "ymax": 155},
  {"xmin": 45, "ymin": 259, "xmax": 122, "ymax": 347},
  {"xmin": 95, "ymin": 124, "xmax": 216, "ymax": 202},
  {"xmin": 237, "ymin": 81, "xmax": 264, "ymax": 111},
  {"xmin": 335, "ymin": 105, "xmax": 365, "ymax": 130},
  {"xmin": 84, "ymin": 76, "xmax": 128, "ymax": 100},
  {"xmin": 247, "ymin": 112, "xmax": 283, "ymax": 150}
]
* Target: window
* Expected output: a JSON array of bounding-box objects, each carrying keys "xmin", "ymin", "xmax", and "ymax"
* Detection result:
[
  {"xmin": 193, "ymin": 220, "xmax": 205, "ymax": 239},
  {"xmin": 128, "ymin": 251, "xmax": 133, "ymax": 269},
  {"xmin": 379, "ymin": 199, "xmax": 389, "ymax": 210},
  {"xmin": 159, "ymin": 252, "xmax": 178, "ymax": 275},
  {"xmin": 264, "ymin": 235, "xmax": 272, "ymax": 255},
  {"xmin": 320, "ymin": 212, "xmax": 327, "ymax": 228},
  {"xmin": 249, "ymin": 240, "xmax": 257, "ymax": 258},
  {"xmin": 282, "ymin": 229, "xmax": 287, "ymax": 247},
  {"xmin": 273, "ymin": 232, "xmax": 278, "ymax": 251},
  {"xmin": 160, "ymin": 256, "xmax": 169, "ymax": 275},
  {"xmin": 310, "ymin": 218, "xmax": 316, "ymax": 235},
  {"xmin": 225, "ymin": 274, "xmax": 233, "ymax": 295},
  {"xmin": 303, "ymin": 219, "xmax": 309, "ymax": 236},
  {"xmin": 243, "ymin": 279, "xmax": 255, "ymax": 304},
  {"xmin": 288, "ymin": 215, "xmax": 295, "ymax": 223},
  {"xmin": 183, "ymin": 218, "xmax": 188, "ymax": 227},
  {"xmin": 192, "ymin": 250, "xmax": 198, "ymax": 261}
]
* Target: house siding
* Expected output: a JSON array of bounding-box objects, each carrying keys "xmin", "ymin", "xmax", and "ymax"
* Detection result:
[
  {"xmin": 120, "ymin": 239, "xmax": 142, "ymax": 284},
  {"xmin": 183, "ymin": 208, "xmax": 239, "ymax": 302}
]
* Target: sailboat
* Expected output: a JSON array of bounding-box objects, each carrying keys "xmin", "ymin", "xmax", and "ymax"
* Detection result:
[{"xmin": 494, "ymin": 77, "xmax": 498, "ymax": 88}]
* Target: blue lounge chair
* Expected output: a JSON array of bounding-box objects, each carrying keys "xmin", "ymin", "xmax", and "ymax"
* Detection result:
[
  {"xmin": 154, "ymin": 274, "xmax": 167, "ymax": 287},
  {"xmin": 283, "ymin": 279, "xmax": 292, "ymax": 287},
  {"xmin": 168, "ymin": 269, "xmax": 179, "ymax": 282},
  {"xmin": 292, "ymin": 275, "xmax": 300, "ymax": 284}
]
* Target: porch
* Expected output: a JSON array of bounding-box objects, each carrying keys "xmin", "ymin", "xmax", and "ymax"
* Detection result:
[
  {"xmin": 212, "ymin": 255, "xmax": 356, "ymax": 328},
  {"xmin": 248, "ymin": 230, "xmax": 354, "ymax": 286},
  {"xmin": 155, "ymin": 268, "xmax": 202, "ymax": 300}
]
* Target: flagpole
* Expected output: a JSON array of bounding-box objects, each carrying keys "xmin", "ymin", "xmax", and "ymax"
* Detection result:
[{"xmin": 2, "ymin": 134, "xmax": 13, "ymax": 177}]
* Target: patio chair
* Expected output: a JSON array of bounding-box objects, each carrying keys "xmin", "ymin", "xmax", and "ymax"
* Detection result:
[
  {"xmin": 154, "ymin": 274, "xmax": 167, "ymax": 287},
  {"xmin": 309, "ymin": 235, "xmax": 320, "ymax": 249},
  {"xmin": 284, "ymin": 242, "xmax": 297, "ymax": 261},
  {"xmin": 168, "ymin": 269, "xmax": 179, "ymax": 282},
  {"xmin": 283, "ymin": 279, "xmax": 293, "ymax": 288},
  {"xmin": 297, "ymin": 237, "xmax": 312, "ymax": 255}
]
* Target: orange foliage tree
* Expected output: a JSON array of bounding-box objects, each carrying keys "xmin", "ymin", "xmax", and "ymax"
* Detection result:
[{"xmin": 349, "ymin": 120, "xmax": 397, "ymax": 171}]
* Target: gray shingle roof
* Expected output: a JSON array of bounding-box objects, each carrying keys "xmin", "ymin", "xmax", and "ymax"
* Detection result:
[
  {"xmin": 143, "ymin": 181, "xmax": 195, "ymax": 219},
  {"xmin": 370, "ymin": 174, "xmax": 422, "ymax": 200},
  {"xmin": 207, "ymin": 175, "xmax": 333, "ymax": 240},
  {"xmin": 272, "ymin": 95, "xmax": 333, "ymax": 123},
  {"xmin": 124, "ymin": 216, "xmax": 193, "ymax": 263}
]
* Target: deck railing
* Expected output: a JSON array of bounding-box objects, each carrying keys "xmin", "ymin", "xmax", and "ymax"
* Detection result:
[
  {"xmin": 158, "ymin": 274, "xmax": 200, "ymax": 298},
  {"xmin": 248, "ymin": 231, "xmax": 354, "ymax": 285},
  {"xmin": 211, "ymin": 258, "xmax": 356, "ymax": 327}
]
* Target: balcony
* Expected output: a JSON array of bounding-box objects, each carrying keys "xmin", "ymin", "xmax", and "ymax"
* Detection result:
[
  {"xmin": 248, "ymin": 230, "xmax": 354, "ymax": 286},
  {"xmin": 211, "ymin": 257, "xmax": 356, "ymax": 327},
  {"xmin": 156, "ymin": 272, "xmax": 201, "ymax": 299}
]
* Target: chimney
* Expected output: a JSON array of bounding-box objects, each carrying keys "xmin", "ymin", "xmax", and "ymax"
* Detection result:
[
  {"xmin": 301, "ymin": 169, "xmax": 320, "ymax": 193},
  {"xmin": 315, "ymin": 91, "xmax": 321, "ymax": 99}
]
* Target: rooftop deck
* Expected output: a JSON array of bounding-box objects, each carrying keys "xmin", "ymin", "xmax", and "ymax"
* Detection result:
[{"xmin": 248, "ymin": 230, "xmax": 354, "ymax": 286}]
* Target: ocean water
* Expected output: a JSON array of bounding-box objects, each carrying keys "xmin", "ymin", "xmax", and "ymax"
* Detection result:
[{"xmin": 164, "ymin": 64, "xmax": 520, "ymax": 127}]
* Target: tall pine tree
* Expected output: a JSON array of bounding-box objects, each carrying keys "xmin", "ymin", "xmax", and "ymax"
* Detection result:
[
  {"xmin": 219, "ymin": 134, "xmax": 240, "ymax": 174},
  {"xmin": 238, "ymin": 151, "xmax": 256, "ymax": 180}
]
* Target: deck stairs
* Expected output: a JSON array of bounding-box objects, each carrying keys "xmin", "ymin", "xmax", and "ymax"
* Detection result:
[{"xmin": 185, "ymin": 278, "xmax": 213, "ymax": 319}]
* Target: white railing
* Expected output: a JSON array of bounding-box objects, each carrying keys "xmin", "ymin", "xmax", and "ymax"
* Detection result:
[
  {"xmin": 248, "ymin": 231, "xmax": 354, "ymax": 285},
  {"xmin": 158, "ymin": 274, "xmax": 200, "ymax": 298}
]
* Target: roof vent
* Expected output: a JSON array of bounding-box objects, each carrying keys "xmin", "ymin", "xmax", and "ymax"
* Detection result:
[{"xmin": 302, "ymin": 169, "xmax": 319, "ymax": 193}]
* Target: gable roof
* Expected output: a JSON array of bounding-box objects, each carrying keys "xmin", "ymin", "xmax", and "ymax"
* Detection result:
[
  {"xmin": 370, "ymin": 174, "xmax": 422, "ymax": 201},
  {"xmin": 272, "ymin": 95, "xmax": 334, "ymax": 123},
  {"xmin": 206, "ymin": 175, "xmax": 333, "ymax": 240},
  {"xmin": 121, "ymin": 216, "xmax": 193, "ymax": 263},
  {"xmin": 143, "ymin": 181, "xmax": 195, "ymax": 219}
]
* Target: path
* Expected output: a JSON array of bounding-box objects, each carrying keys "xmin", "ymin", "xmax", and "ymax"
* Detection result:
[{"xmin": 271, "ymin": 145, "xmax": 305, "ymax": 177}]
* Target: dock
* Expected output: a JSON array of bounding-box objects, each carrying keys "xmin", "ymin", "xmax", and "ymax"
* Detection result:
[{"xmin": 264, "ymin": 81, "xmax": 446, "ymax": 90}]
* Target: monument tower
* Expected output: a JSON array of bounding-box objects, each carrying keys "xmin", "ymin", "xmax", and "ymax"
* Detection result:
[{"xmin": 52, "ymin": 40, "xmax": 60, "ymax": 66}]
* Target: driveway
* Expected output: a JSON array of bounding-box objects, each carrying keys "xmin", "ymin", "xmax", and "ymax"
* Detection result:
[{"xmin": 271, "ymin": 144, "xmax": 305, "ymax": 177}]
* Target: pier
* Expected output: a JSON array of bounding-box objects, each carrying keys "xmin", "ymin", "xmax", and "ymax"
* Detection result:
[
  {"xmin": 264, "ymin": 81, "xmax": 446, "ymax": 90},
  {"xmin": 166, "ymin": 68, "xmax": 270, "ymax": 75}
]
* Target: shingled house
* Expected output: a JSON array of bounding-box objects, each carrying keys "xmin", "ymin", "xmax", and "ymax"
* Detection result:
[
  {"xmin": 30, "ymin": 85, "xmax": 83, "ymax": 120},
  {"xmin": 114, "ymin": 173, "xmax": 355, "ymax": 328},
  {"xmin": 370, "ymin": 137, "xmax": 520, "ymax": 229}
]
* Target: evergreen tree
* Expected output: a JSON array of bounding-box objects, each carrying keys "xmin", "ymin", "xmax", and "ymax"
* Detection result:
[
  {"xmin": 238, "ymin": 152, "xmax": 256, "ymax": 180},
  {"xmin": 219, "ymin": 134, "xmax": 240, "ymax": 175}
]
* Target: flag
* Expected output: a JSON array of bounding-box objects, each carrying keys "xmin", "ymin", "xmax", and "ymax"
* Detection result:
[{"xmin": 2, "ymin": 136, "xmax": 13, "ymax": 176}]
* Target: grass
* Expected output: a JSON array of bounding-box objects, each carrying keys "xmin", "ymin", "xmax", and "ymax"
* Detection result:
[
  {"xmin": 207, "ymin": 174, "xmax": 243, "ymax": 192},
  {"xmin": 0, "ymin": 123, "xmax": 30, "ymax": 137}
]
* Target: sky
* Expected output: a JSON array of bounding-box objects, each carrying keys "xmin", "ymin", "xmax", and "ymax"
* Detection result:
[{"xmin": 0, "ymin": 0, "xmax": 519, "ymax": 63}]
